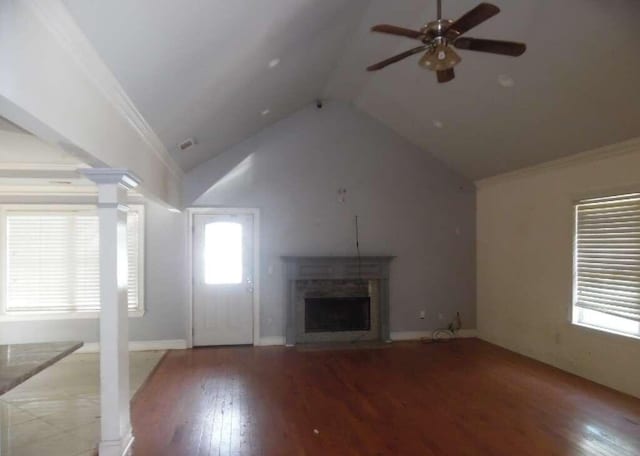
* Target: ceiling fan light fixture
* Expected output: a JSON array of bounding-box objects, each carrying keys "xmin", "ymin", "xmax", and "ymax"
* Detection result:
[{"xmin": 419, "ymin": 43, "xmax": 460, "ymax": 71}]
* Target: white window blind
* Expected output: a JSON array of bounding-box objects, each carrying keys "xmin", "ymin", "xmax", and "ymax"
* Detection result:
[
  {"xmin": 127, "ymin": 210, "xmax": 140, "ymax": 310},
  {"xmin": 5, "ymin": 206, "xmax": 143, "ymax": 314},
  {"xmin": 574, "ymin": 193, "xmax": 640, "ymax": 324}
]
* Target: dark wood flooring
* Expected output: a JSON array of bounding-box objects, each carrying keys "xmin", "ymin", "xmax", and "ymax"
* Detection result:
[{"xmin": 131, "ymin": 339, "xmax": 640, "ymax": 455}]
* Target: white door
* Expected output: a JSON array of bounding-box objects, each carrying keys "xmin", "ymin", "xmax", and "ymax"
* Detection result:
[{"xmin": 193, "ymin": 213, "xmax": 254, "ymax": 346}]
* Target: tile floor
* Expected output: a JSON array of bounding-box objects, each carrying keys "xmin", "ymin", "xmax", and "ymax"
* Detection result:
[{"xmin": 0, "ymin": 350, "xmax": 164, "ymax": 456}]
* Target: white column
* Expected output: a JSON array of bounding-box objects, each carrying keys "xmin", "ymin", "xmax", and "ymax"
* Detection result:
[{"xmin": 81, "ymin": 168, "xmax": 141, "ymax": 456}]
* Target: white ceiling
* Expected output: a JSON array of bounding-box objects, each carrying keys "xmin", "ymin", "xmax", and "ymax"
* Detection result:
[
  {"xmin": 63, "ymin": 0, "xmax": 640, "ymax": 179},
  {"xmin": 63, "ymin": 0, "xmax": 369, "ymax": 171},
  {"xmin": 327, "ymin": 0, "xmax": 640, "ymax": 178}
]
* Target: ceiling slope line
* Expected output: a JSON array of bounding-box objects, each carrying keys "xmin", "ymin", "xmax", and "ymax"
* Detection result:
[
  {"xmin": 475, "ymin": 136, "xmax": 640, "ymax": 189},
  {"xmin": 25, "ymin": 0, "xmax": 183, "ymax": 180}
]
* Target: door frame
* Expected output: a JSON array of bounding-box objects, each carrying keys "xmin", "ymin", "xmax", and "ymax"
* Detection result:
[{"xmin": 187, "ymin": 207, "xmax": 260, "ymax": 348}]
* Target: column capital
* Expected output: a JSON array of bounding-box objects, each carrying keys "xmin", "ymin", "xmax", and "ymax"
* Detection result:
[{"xmin": 79, "ymin": 168, "xmax": 141, "ymax": 190}]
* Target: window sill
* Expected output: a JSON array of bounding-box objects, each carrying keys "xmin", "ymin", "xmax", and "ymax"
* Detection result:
[
  {"xmin": 572, "ymin": 321, "xmax": 640, "ymax": 341},
  {"xmin": 0, "ymin": 309, "xmax": 145, "ymax": 322}
]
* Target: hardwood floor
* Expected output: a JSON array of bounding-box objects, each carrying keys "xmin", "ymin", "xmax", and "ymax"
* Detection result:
[{"xmin": 131, "ymin": 339, "xmax": 640, "ymax": 455}]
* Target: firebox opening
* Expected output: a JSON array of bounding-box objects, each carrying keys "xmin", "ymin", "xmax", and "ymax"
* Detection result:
[{"xmin": 304, "ymin": 297, "xmax": 371, "ymax": 333}]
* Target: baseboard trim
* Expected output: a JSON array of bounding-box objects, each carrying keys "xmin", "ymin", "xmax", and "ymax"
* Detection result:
[
  {"xmin": 98, "ymin": 431, "xmax": 133, "ymax": 456},
  {"xmin": 257, "ymin": 336, "xmax": 285, "ymax": 346},
  {"xmin": 255, "ymin": 332, "xmax": 478, "ymax": 345},
  {"xmin": 390, "ymin": 329, "xmax": 478, "ymax": 341},
  {"xmin": 77, "ymin": 339, "xmax": 187, "ymax": 353}
]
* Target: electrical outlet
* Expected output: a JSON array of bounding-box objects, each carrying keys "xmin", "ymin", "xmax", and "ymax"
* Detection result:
[{"xmin": 419, "ymin": 310, "xmax": 426, "ymax": 319}]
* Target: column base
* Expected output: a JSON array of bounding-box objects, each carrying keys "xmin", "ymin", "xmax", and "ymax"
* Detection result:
[{"xmin": 99, "ymin": 430, "xmax": 134, "ymax": 456}]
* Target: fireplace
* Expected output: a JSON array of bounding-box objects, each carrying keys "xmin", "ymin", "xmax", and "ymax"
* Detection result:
[
  {"xmin": 305, "ymin": 297, "xmax": 371, "ymax": 333},
  {"xmin": 282, "ymin": 256, "xmax": 394, "ymax": 345}
]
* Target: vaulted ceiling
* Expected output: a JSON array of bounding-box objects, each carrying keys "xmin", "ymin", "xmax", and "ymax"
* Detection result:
[
  {"xmin": 63, "ymin": 0, "xmax": 640, "ymax": 179},
  {"xmin": 63, "ymin": 0, "xmax": 369, "ymax": 171},
  {"xmin": 328, "ymin": 0, "xmax": 640, "ymax": 178}
]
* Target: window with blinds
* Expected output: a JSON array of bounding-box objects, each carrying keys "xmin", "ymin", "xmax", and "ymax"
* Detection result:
[
  {"xmin": 573, "ymin": 193, "xmax": 640, "ymax": 338},
  {"xmin": 4, "ymin": 205, "xmax": 144, "ymax": 315}
]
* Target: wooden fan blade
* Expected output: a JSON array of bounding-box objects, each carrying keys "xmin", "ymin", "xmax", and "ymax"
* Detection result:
[
  {"xmin": 367, "ymin": 46, "xmax": 428, "ymax": 71},
  {"xmin": 437, "ymin": 68, "xmax": 455, "ymax": 83},
  {"xmin": 445, "ymin": 3, "xmax": 500, "ymax": 39},
  {"xmin": 371, "ymin": 24, "xmax": 424, "ymax": 40},
  {"xmin": 454, "ymin": 37, "xmax": 526, "ymax": 56}
]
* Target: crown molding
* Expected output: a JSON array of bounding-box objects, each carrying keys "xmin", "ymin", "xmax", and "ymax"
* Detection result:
[
  {"xmin": 24, "ymin": 0, "xmax": 183, "ymax": 180},
  {"xmin": 475, "ymin": 136, "xmax": 640, "ymax": 189}
]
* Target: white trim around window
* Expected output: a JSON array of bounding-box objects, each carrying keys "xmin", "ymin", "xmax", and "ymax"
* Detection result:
[
  {"xmin": 572, "ymin": 192, "xmax": 640, "ymax": 340},
  {"xmin": 0, "ymin": 203, "xmax": 145, "ymax": 321}
]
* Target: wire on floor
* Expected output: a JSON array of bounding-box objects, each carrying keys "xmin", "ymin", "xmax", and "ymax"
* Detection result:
[{"xmin": 420, "ymin": 312, "xmax": 462, "ymax": 343}]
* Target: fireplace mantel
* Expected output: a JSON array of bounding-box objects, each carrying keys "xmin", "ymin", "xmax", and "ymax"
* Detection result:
[{"xmin": 282, "ymin": 256, "xmax": 394, "ymax": 345}]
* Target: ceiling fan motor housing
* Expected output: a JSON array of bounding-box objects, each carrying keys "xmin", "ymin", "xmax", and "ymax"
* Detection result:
[{"xmin": 421, "ymin": 19, "xmax": 453, "ymax": 41}]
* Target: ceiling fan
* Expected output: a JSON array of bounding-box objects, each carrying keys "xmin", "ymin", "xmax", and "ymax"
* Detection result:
[{"xmin": 367, "ymin": 1, "xmax": 526, "ymax": 83}]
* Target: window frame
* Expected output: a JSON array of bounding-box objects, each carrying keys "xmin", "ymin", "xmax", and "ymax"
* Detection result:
[
  {"xmin": 0, "ymin": 203, "xmax": 145, "ymax": 321},
  {"xmin": 571, "ymin": 192, "xmax": 640, "ymax": 340}
]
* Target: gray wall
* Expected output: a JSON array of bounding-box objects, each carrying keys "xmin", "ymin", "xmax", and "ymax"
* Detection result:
[
  {"xmin": 189, "ymin": 102, "xmax": 476, "ymax": 338},
  {"xmin": 0, "ymin": 198, "xmax": 187, "ymax": 344}
]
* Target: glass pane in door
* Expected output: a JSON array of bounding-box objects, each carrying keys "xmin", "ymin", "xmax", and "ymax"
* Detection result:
[{"xmin": 204, "ymin": 222, "xmax": 243, "ymax": 285}]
